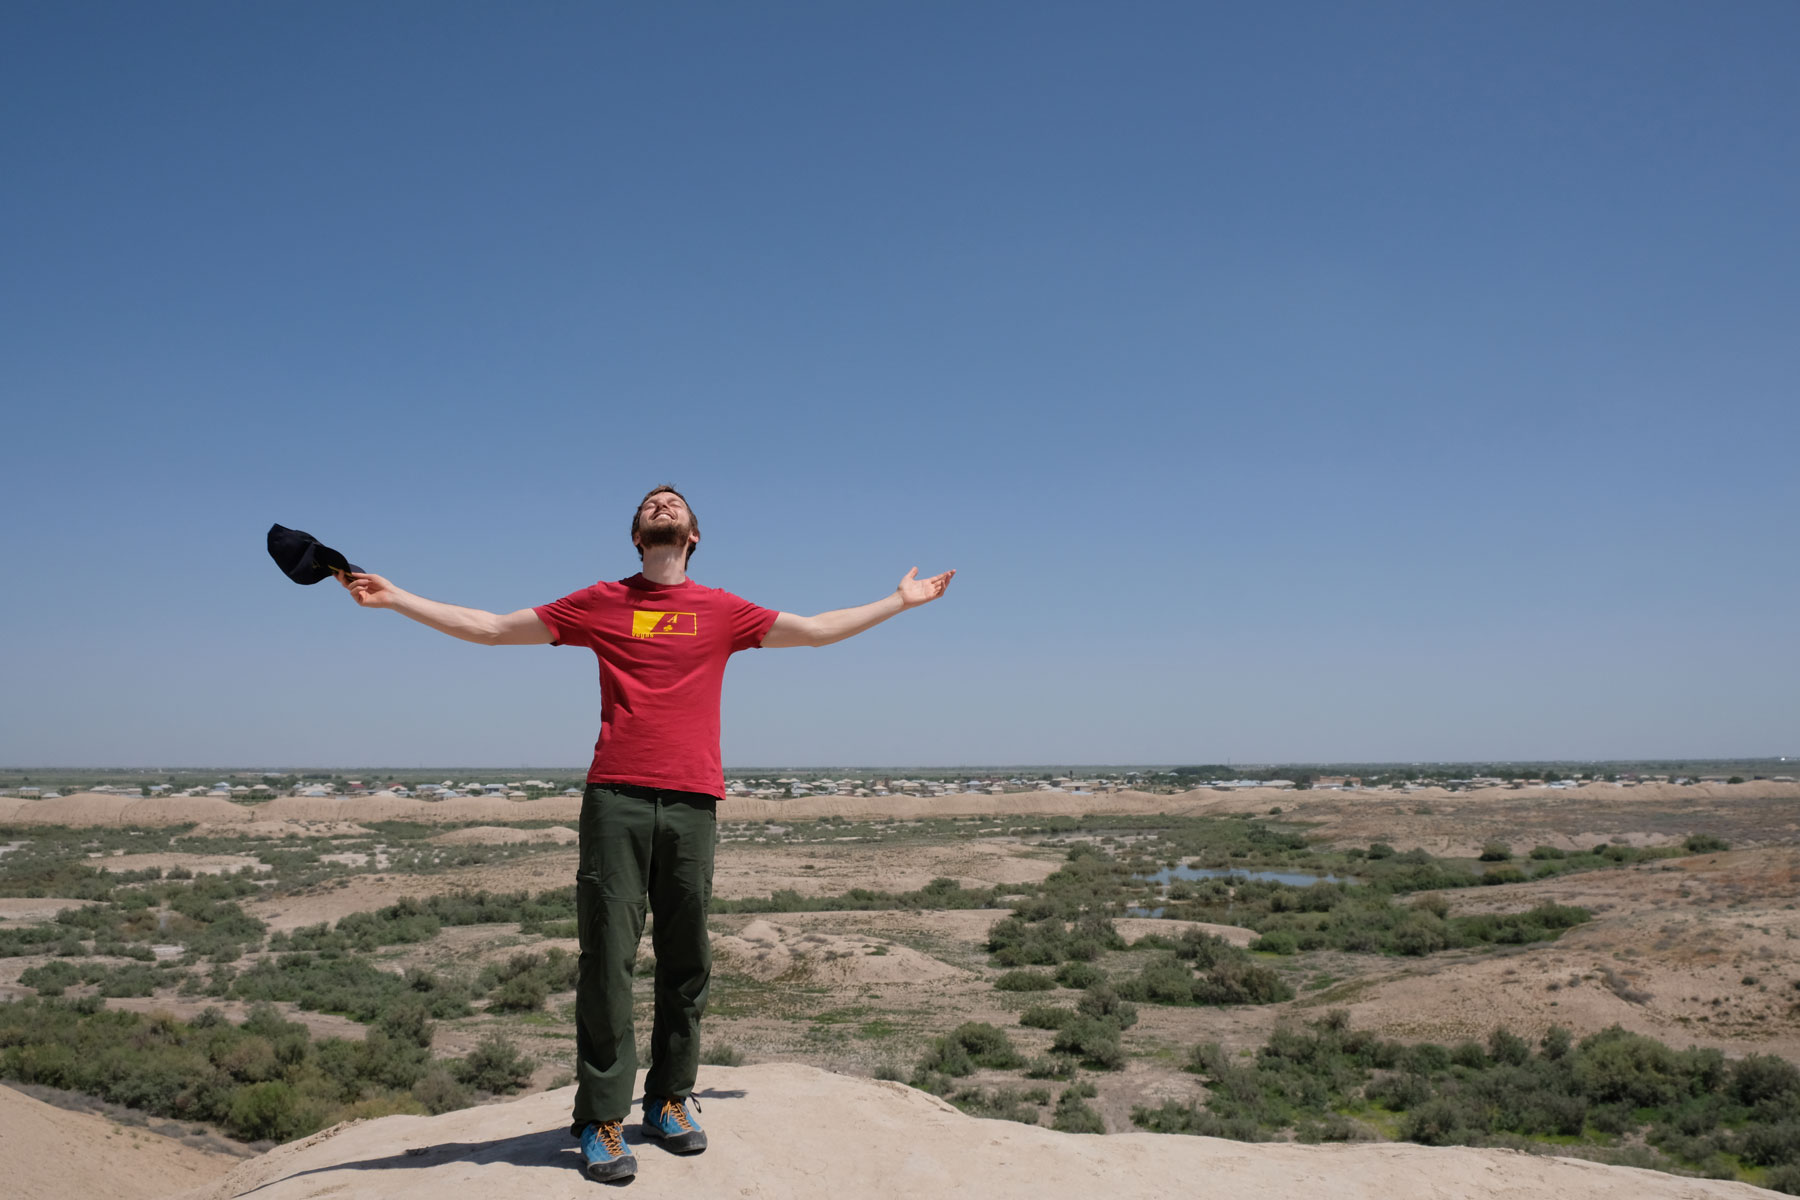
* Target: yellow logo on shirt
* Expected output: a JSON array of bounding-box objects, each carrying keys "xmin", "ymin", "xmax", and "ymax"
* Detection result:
[{"xmin": 631, "ymin": 611, "xmax": 698, "ymax": 639}]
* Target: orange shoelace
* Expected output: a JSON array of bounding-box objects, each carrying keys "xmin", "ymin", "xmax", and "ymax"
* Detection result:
[
  {"xmin": 598, "ymin": 1121, "xmax": 626, "ymax": 1156},
  {"xmin": 659, "ymin": 1099, "xmax": 695, "ymax": 1132}
]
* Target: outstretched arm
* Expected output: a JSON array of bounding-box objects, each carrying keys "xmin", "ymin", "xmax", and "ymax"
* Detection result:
[
  {"xmin": 761, "ymin": 567, "xmax": 955, "ymax": 649},
  {"xmin": 339, "ymin": 573, "xmax": 554, "ymax": 646}
]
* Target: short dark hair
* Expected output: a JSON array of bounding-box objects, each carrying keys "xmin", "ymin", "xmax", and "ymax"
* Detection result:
[{"xmin": 630, "ymin": 484, "xmax": 699, "ymax": 565}]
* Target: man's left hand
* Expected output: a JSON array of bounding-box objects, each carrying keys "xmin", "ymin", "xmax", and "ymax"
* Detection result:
[{"xmin": 897, "ymin": 567, "xmax": 955, "ymax": 609}]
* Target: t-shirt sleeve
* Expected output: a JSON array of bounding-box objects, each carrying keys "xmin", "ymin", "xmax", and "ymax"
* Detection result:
[
  {"xmin": 533, "ymin": 586, "xmax": 602, "ymax": 648},
  {"xmin": 726, "ymin": 592, "xmax": 781, "ymax": 652}
]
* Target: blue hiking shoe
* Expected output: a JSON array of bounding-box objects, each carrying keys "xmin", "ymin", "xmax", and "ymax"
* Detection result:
[
  {"xmin": 641, "ymin": 1094, "xmax": 706, "ymax": 1154},
  {"xmin": 580, "ymin": 1120, "xmax": 637, "ymax": 1182}
]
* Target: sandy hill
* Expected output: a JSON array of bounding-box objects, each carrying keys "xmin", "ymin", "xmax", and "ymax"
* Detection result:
[
  {"xmin": 167, "ymin": 1064, "xmax": 1773, "ymax": 1200},
  {"xmin": 1, "ymin": 1084, "xmax": 238, "ymax": 1200}
]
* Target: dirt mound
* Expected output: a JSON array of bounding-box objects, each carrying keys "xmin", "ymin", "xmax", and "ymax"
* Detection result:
[
  {"xmin": 15, "ymin": 792, "xmax": 137, "ymax": 824},
  {"xmin": 712, "ymin": 918, "xmax": 968, "ymax": 984},
  {"xmin": 256, "ymin": 794, "xmax": 584, "ymax": 824},
  {"xmin": 1, "ymin": 794, "xmax": 254, "ymax": 828},
  {"xmin": 431, "ymin": 825, "xmax": 579, "ymax": 846},
  {"xmin": 178, "ymin": 821, "xmax": 373, "ymax": 839},
  {"xmin": 122, "ymin": 796, "xmax": 252, "ymax": 825},
  {"xmin": 165, "ymin": 1063, "xmax": 1770, "ymax": 1200},
  {"xmin": 2, "ymin": 1083, "xmax": 237, "ymax": 1200}
]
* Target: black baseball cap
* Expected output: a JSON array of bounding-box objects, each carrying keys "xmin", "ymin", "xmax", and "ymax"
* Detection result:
[{"xmin": 267, "ymin": 524, "xmax": 364, "ymax": 585}]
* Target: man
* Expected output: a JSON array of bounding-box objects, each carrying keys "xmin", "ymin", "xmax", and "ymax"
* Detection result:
[{"xmin": 341, "ymin": 485, "xmax": 953, "ymax": 1183}]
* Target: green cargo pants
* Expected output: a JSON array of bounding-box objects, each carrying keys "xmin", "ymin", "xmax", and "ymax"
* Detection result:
[{"xmin": 569, "ymin": 783, "xmax": 717, "ymax": 1132}]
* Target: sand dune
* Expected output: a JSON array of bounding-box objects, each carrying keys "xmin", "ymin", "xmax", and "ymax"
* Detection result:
[
  {"xmin": 2, "ymin": 793, "xmax": 251, "ymax": 827},
  {"xmin": 1, "ymin": 1084, "xmax": 237, "ymax": 1200},
  {"xmin": 164, "ymin": 1063, "xmax": 1772, "ymax": 1200}
]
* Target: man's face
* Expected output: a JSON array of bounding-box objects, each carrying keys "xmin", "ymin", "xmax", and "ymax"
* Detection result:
[{"xmin": 635, "ymin": 491, "xmax": 697, "ymax": 551}]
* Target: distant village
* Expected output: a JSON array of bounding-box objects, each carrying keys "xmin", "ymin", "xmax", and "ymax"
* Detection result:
[{"xmin": 4, "ymin": 765, "xmax": 1789, "ymax": 803}]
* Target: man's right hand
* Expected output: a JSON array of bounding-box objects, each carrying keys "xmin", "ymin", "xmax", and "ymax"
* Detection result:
[{"xmin": 341, "ymin": 572, "xmax": 403, "ymax": 608}]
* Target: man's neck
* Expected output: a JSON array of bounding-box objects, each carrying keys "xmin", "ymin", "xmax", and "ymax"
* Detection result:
[{"xmin": 638, "ymin": 546, "xmax": 689, "ymax": 586}]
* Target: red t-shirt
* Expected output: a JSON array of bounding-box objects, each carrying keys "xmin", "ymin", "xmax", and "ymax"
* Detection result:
[{"xmin": 533, "ymin": 574, "xmax": 779, "ymax": 800}]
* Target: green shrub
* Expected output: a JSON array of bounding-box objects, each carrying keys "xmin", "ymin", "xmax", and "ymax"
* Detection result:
[
  {"xmin": 1130, "ymin": 1099, "xmax": 1267, "ymax": 1141},
  {"xmin": 994, "ymin": 970, "xmax": 1057, "ymax": 993},
  {"xmin": 1115, "ymin": 953, "xmax": 1195, "ymax": 1004},
  {"xmin": 488, "ymin": 972, "xmax": 549, "ymax": 1013},
  {"xmin": 1739, "ymin": 1120, "xmax": 1800, "ymax": 1167},
  {"xmin": 1450, "ymin": 1041, "xmax": 1488, "ymax": 1070},
  {"xmin": 1076, "ymin": 983, "xmax": 1138, "ymax": 1030},
  {"xmin": 1019, "ymin": 1004, "xmax": 1075, "ymax": 1030},
  {"xmin": 916, "ymin": 1023, "xmax": 1022, "ymax": 1079},
  {"xmin": 1191, "ymin": 959, "xmax": 1292, "ymax": 1005},
  {"xmin": 226, "ymin": 1081, "xmax": 308, "ymax": 1142},
  {"xmin": 1571, "ymin": 1026, "xmax": 1694, "ymax": 1108},
  {"xmin": 1478, "ymin": 843, "xmax": 1513, "ymax": 862},
  {"xmin": 954, "ymin": 1022, "xmax": 1024, "ymax": 1069},
  {"xmin": 1055, "ymin": 961, "xmax": 1104, "ymax": 989},
  {"xmin": 947, "ymin": 1085, "xmax": 1043, "ymax": 1125},
  {"xmin": 19, "ymin": 961, "xmax": 80, "ymax": 995},
  {"xmin": 412, "ymin": 1068, "xmax": 473, "ymax": 1115},
  {"xmin": 1765, "ymin": 1164, "xmax": 1800, "ymax": 1196},
  {"xmin": 1252, "ymin": 930, "xmax": 1298, "ymax": 955},
  {"xmin": 1400, "ymin": 1096, "xmax": 1480, "ymax": 1145},
  {"xmin": 1729, "ymin": 1053, "xmax": 1800, "ymax": 1106},
  {"xmin": 1022, "ymin": 1055, "xmax": 1072, "ymax": 1080},
  {"xmin": 1051, "ymin": 1017, "xmax": 1124, "ymax": 1071},
  {"xmin": 1684, "ymin": 834, "xmax": 1730, "ymax": 854},
  {"xmin": 1052, "ymin": 1089, "xmax": 1106, "ymax": 1133},
  {"xmin": 1487, "ymin": 1028, "xmax": 1530, "ymax": 1067},
  {"xmin": 455, "ymin": 1032, "xmax": 536, "ymax": 1094}
]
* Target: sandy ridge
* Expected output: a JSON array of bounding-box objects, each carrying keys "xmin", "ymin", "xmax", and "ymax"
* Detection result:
[
  {"xmin": 2, "ymin": 1084, "xmax": 237, "ymax": 1200},
  {"xmin": 165, "ymin": 1063, "xmax": 1773, "ymax": 1200}
]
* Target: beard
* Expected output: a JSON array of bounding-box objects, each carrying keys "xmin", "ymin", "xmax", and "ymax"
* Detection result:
[{"xmin": 637, "ymin": 514, "xmax": 695, "ymax": 551}]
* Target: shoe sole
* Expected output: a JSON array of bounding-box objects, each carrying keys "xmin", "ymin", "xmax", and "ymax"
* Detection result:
[
  {"xmin": 585, "ymin": 1154, "xmax": 638, "ymax": 1182},
  {"xmin": 641, "ymin": 1125, "xmax": 706, "ymax": 1154}
]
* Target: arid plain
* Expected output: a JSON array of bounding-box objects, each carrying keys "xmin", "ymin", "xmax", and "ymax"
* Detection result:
[{"xmin": 2, "ymin": 779, "xmax": 1797, "ymax": 1198}]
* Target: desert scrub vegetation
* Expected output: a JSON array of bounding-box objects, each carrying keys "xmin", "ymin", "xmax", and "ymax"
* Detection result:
[
  {"xmin": 20, "ymin": 958, "xmax": 183, "ymax": 997},
  {"xmin": 712, "ymin": 875, "xmax": 1008, "ymax": 914},
  {"xmin": 0, "ymin": 874, "xmax": 268, "ymax": 962},
  {"xmin": 911, "ymin": 1022, "xmax": 1025, "ymax": 1093},
  {"xmin": 228, "ymin": 953, "xmax": 474, "ymax": 1021},
  {"xmin": 988, "ymin": 919, "xmax": 1293, "ymax": 1009},
  {"xmin": 1155, "ymin": 877, "xmax": 1590, "ymax": 957},
  {"xmin": 478, "ymin": 948, "xmax": 579, "ymax": 1012},
  {"xmin": 1130, "ymin": 1010, "xmax": 1800, "ymax": 1190},
  {"xmin": 0, "ymin": 996, "xmax": 535, "ymax": 1143},
  {"xmin": 267, "ymin": 888, "xmax": 583, "ymax": 952}
]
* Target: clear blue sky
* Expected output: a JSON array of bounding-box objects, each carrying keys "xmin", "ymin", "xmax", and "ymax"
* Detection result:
[{"xmin": 3, "ymin": 2, "xmax": 1795, "ymax": 767}]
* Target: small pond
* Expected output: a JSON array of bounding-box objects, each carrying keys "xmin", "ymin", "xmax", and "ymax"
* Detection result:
[
  {"xmin": 1144, "ymin": 864, "xmax": 1355, "ymax": 887},
  {"xmin": 1126, "ymin": 864, "xmax": 1356, "ymax": 919}
]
